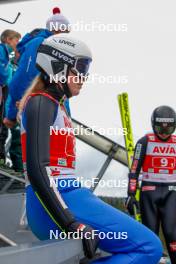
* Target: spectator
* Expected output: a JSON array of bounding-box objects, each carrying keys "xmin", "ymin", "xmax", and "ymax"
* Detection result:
[{"xmin": 0, "ymin": 29, "xmax": 21, "ymax": 173}]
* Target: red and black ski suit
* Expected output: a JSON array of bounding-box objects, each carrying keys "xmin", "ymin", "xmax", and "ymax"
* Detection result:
[{"xmin": 128, "ymin": 133, "xmax": 176, "ymax": 263}]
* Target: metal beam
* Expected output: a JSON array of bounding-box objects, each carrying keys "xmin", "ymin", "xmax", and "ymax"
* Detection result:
[
  {"xmin": 72, "ymin": 119, "xmax": 128, "ymax": 167},
  {"xmin": 92, "ymin": 143, "xmax": 120, "ymax": 191}
]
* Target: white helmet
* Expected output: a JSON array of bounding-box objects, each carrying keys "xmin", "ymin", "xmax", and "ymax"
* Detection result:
[{"xmin": 36, "ymin": 34, "xmax": 92, "ymax": 97}]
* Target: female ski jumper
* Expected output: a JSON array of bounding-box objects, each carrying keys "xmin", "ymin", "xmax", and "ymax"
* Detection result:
[{"xmin": 21, "ymin": 88, "xmax": 162, "ymax": 264}]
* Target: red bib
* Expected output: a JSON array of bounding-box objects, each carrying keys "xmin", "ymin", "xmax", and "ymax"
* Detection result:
[
  {"xmin": 142, "ymin": 133, "xmax": 176, "ymax": 183},
  {"xmin": 21, "ymin": 92, "xmax": 76, "ymax": 185}
]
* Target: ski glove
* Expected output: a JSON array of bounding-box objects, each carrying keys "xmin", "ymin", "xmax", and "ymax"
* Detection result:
[
  {"xmin": 125, "ymin": 195, "xmax": 140, "ymax": 216},
  {"xmin": 128, "ymin": 173, "xmax": 138, "ymax": 195},
  {"xmin": 68, "ymin": 221, "xmax": 99, "ymax": 259}
]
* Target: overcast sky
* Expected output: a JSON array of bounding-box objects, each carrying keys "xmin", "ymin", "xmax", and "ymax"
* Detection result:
[{"xmin": 1, "ymin": 0, "xmax": 176, "ymax": 196}]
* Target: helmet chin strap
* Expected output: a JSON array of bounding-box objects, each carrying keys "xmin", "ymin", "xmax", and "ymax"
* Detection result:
[
  {"xmin": 58, "ymin": 66, "xmax": 72, "ymax": 98},
  {"xmin": 62, "ymin": 82, "xmax": 72, "ymax": 98},
  {"xmin": 41, "ymin": 66, "xmax": 73, "ymax": 99}
]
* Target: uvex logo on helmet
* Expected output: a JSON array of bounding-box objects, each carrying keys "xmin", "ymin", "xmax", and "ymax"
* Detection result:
[
  {"xmin": 53, "ymin": 38, "xmax": 76, "ymax": 48},
  {"xmin": 153, "ymin": 146, "xmax": 176, "ymax": 154},
  {"xmin": 58, "ymin": 39, "xmax": 75, "ymax": 48},
  {"xmin": 52, "ymin": 50, "xmax": 75, "ymax": 66}
]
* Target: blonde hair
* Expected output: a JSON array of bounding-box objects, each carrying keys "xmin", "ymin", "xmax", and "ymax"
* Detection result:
[
  {"xmin": 19, "ymin": 75, "xmax": 45, "ymax": 113},
  {"xmin": 1, "ymin": 30, "xmax": 21, "ymax": 43}
]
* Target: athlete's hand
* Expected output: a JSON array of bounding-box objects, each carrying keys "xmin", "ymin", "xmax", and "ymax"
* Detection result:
[
  {"xmin": 125, "ymin": 195, "xmax": 140, "ymax": 216},
  {"xmin": 68, "ymin": 221, "xmax": 99, "ymax": 259},
  {"xmin": 3, "ymin": 118, "xmax": 16, "ymax": 128}
]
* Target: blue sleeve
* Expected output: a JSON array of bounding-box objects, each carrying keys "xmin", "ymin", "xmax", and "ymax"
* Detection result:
[
  {"xmin": 7, "ymin": 38, "xmax": 43, "ymax": 120},
  {"xmin": 0, "ymin": 46, "xmax": 9, "ymax": 86},
  {"xmin": 9, "ymin": 38, "xmax": 41, "ymax": 100},
  {"xmin": 5, "ymin": 94, "xmax": 17, "ymax": 120}
]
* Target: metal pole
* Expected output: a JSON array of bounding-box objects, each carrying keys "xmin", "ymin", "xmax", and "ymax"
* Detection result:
[{"xmin": 92, "ymin": 144, "xmax": 120, "ymax": 191}]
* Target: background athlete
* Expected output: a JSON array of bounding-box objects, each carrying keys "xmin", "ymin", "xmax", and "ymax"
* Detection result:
[{"xmin": 126, "ymin": 105, "xmax": 176, "ymax": 264}]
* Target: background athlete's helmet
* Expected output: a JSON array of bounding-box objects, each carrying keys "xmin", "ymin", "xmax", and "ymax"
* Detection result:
[
  {"xmin": 36, "ymin": 34, "xmax": 92, "ymax": 97},
  {"xmin": 151, "ymin": 106, "xmax": 176, "ymax": 138}
]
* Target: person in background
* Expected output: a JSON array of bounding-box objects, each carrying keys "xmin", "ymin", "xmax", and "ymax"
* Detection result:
[
  {"xmin": 0, "ymin": 29, "xmax": 21, "ymax": 174},
  {"xmin": 126, "ymin": 106, "xmax": 176, "ymax": 264}
]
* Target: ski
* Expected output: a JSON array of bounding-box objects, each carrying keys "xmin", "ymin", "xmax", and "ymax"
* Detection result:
[
  {"xmin": 118, "ymin": 93, "xmax": 141, "ymax": 222},
  {"xmin": 118, "ymin": 93, "xmax": 134, "ymax": 166}
]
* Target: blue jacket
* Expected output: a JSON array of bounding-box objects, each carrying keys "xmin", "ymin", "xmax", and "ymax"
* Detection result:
[
  {"xmin": 0, "ymin": 44, "xmax": 13, "ymax": 86},
  {"xmin": 6, "ymin": 29, "xmax": 53, "ymax": 120}
]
